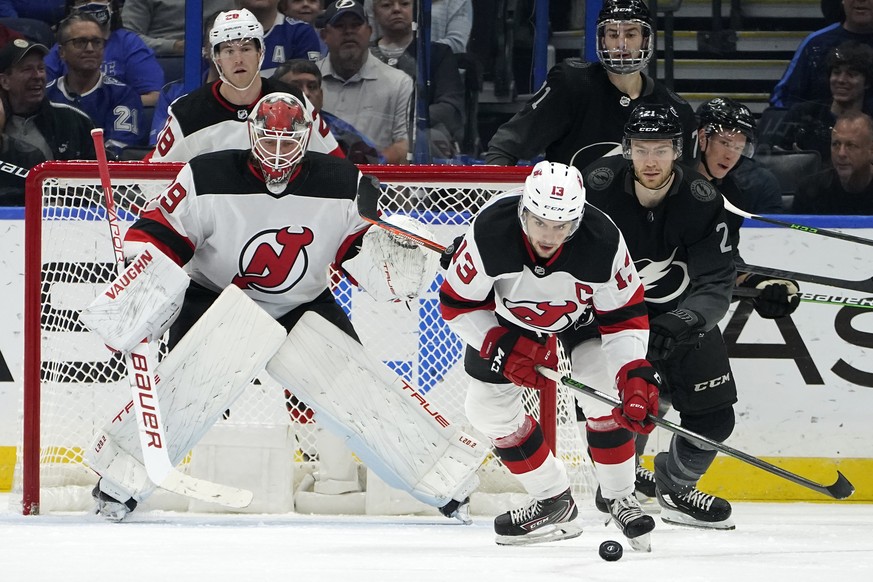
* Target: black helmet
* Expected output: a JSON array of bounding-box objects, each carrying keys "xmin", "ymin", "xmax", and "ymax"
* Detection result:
[
  {"xmin": 622, "ymin": 104, "xmax": 683, "ymax": 159},
  {"xmin": 697, "ymin": 97, "xmax": 756, "ymax": 157},
  {"xmin": 596, "ymin": 0, "xmax": 654, "ymax": 74}
]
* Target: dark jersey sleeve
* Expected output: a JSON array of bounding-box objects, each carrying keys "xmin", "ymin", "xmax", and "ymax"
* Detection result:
[
  {"xmin": 676, "ymin": 173, "xmax": 736, "ymax": 328},
  {"xmin": 484, "ymin": 63, "xmax": 581, "ymax": 165}
]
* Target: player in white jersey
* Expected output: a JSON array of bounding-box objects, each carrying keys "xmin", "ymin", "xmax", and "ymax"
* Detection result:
[
  {"xmin": 90, "ymin": 92, "xmax": 481, "ymax": 522},
  {"xmin": 148, "ymin": 8, "xmax": 341, "ymax": 162},
  {"xmin": 439, "ymin": 161, "xmax": 661, "ymax": 547}
]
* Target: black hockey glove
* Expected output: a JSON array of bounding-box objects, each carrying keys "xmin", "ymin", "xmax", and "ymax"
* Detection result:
[
  {"xmin": 740, "ymin": 274, "xmax": 800, "ymax": 319},
  {"xmin": 648, "ymin": 308, "xmax": 705, "ymax": 361},
  {"xmin": 439, "ymin": 235, "xmax": 464, "ymax": 270}
]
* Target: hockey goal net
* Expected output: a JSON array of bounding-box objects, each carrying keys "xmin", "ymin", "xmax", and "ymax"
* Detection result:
[{"xmin": 18, "ymin": 161, "xmax": 595, "ymax": 516}]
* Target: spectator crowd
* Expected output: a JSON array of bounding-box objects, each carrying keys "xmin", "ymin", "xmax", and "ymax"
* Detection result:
[{"xmin": 0, "ymin": 0, "xmax": 871, "ymax": 215}]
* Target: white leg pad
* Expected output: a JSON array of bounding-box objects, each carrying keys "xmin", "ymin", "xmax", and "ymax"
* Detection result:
[
  {"xmin": 266, "ymin": 311, "xmax": 488, "ymax": 507},
  {"xmin": 85, "ymin": 286, "xmax": 286, "ymax": 502}
]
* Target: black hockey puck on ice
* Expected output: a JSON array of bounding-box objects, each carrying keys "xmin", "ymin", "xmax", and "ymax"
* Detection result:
[{"xmin": 599, "ymin": 540, "xmax": 623, "ymax": 561}]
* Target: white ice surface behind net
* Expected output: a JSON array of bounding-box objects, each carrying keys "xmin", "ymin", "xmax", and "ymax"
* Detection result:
[{"xmin": 1, "ymin": 494, "xmax": 871, "ymax": 582}]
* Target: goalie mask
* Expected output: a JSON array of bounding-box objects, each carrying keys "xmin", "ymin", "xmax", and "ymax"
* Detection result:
[
  {"xmin": 248, "ymin": 93, "xmax": 312, "ymax": 193},
  {"xmin": 697, "ymin": 97, "xmax": 757, "ymax": 159},
  {"xmin": 210, "ymin": 9, "xmax": 265, "ymax": 91},
  {"xmin": 518, "ymin": 161, "xmax": 586, "ymax": 243},
  {"xmin": 596, "ymin": 0, "xmax": 654, "ymax": 75}
]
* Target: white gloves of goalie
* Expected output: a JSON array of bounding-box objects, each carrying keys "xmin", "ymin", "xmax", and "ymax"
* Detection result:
[{"xmin": 344, "ymin": 215, "xmax": 440, "ymax": 302}]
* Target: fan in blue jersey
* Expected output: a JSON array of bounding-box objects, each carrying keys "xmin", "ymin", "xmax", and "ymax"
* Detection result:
[
  {"xmin": 44, "ymin": 0, "xmax": 164, "ymax": 106},
  {"xmin": 241, "ymin": 0, "xmax": 321, "ymax": 76},
  {"xmin": 46, "ymin": 12, "xmax": 145, "ymax": 154}
]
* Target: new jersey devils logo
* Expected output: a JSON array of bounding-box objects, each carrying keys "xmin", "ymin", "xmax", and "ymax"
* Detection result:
[
  {"xmin": 503, "ymin": 299, "xmax": 577, "ymax": 331},
  {"xmin": 232, "ymin": 227, "xmax": 314, "ymax": 293}
]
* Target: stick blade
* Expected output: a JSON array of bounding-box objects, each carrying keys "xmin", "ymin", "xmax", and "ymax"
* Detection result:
[{"xmin": 826, "ymin": 471, "xmax": 855, "ymax": 500}]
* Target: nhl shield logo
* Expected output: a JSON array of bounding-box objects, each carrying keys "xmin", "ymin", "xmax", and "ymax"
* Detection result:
[{"xmin": 238, "ymin": 109, "xmax": 249, "ymax": 120}]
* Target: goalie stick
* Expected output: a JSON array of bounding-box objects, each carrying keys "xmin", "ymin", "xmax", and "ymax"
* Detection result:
[
  {"xmin": 536, "ymin": 366, "xmax": 855, "ymax": 500},
  {"xmin": 91, "ymin": 129, "xmax": 252, "ymax": 508},
  {"xmin": 723, "ymin": 197, "xmax": 873, "ymax": 248}
]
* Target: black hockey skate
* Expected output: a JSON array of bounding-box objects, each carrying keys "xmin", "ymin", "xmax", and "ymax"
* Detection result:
[
  {"xmin": 635, "ymin": 464, "xmax": 657, "ymax": 499},
  {"xmin": 494, "ymin": 488, "xmax": 582, "ymax": 546},
  {"xmin": 439, "ymin": 496, "xmax": 472, "ymax": 525},
  {"xmin": 655, "ymin": 453, "xmax": 735, "ymax": 530},
  {"xmin": 92, "ymin": 484, "xmax": 137, "ymax": 522},
  {"xmin": 606, "ymin": 494, "xmax": 655, "ymax": 552}
]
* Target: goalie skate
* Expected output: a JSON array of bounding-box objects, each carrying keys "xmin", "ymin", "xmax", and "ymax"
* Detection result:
[
  {"xmin": 92, "ymin": 485, "xmax": 137, "ymax": 522},
  {"xmin": 494, "ymin": 488, "xmax": 582, "ymax": 546}
]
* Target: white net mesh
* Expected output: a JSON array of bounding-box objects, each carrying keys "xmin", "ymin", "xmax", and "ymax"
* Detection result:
[{"xmin": 17, "ymin": 162, "xmax": 596, "ymax": 515}]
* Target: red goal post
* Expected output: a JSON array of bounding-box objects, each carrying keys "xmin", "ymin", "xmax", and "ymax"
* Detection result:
[{"xmin": 19, "ymin": 161, "xmax": 595, "ymax": 516}]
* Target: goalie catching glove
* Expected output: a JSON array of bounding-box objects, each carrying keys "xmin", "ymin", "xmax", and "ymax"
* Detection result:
[
  {"xmin": 480, "ymin": 327, "xmax": 558, "ymax": 391},
  {"xmin": 739, "ymin": 273, "xmax": 800, "ymax": 319},
  {"xmin": 648, "ymin": 308, "xmax": 705, "ymax": 361},
  {"xmin": 613, "ymin": 359, "xmax": 660, "ymax": 434},
  {"xmin": 343, "ymin": 215, "xmax": 440, "ymax": 302}
]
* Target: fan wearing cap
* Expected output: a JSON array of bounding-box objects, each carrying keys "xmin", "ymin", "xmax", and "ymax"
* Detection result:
[
  {"xmin": 0, "ymin": 37, "xmax": 96, "ymax": 161},
  {"xmin": 439, "ymin": 160, "xmax": 659, "ymax": 546},
  {"xmin": 316, "ymin": 0, "xmax": 413, "ymax": 164},
  {"xmin": 580, "ymin": 103, "xmax": 737, "ymax": 531},
  {"xmin": 485, "ymin": 0, "xmax": 696, "ymax": 172},
  {"xmin": 148, "ymin": 8, "xmax": 342, "ymax": 163}
]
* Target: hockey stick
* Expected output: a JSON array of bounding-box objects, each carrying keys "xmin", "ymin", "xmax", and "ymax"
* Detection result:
[
  {"xmin": 357, "ymin": 176, "xmax": 447, "ymax": 253},
  {"xmin": 739, "ymin": 262, "xmax": 873, "ymax": 294},
  {"xmin": 733, "ymin": 286, "xmax": 873, "ymax": 309},
  {"xmin": 535, "ymin": 366, "xmax": 855, "ymax": 500},
  {"xmin": 91, "ymin": 129, "xmax": 252, "ymax": 508},
  {"xmin": 723, "ymin": 197, "xmax": 873, "ymax": 248}
]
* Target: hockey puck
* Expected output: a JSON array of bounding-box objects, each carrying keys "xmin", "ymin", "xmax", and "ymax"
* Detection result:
[{"xmin": 599, "ymin": 540, "xmax": 623, "ymax": 561}]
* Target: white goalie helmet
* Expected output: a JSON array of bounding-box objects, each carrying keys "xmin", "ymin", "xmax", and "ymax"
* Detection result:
[
  {"xmin": 248, "ymin": 93, "xmax": 312, "ymax": 193},
  {"xmin": 519, "ymin": 161, "xmax": 586, "ymax": 237}
]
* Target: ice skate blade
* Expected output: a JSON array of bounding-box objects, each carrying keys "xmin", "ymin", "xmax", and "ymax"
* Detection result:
[
  {"xmin": 660, "ymin": 508, "xmax": 736, "ymax": 530},
  {"xmin": 495, "ymin": 522, "xmax": 583, "ymax": 546},
  {"xmin": 628, "ymin": 532, "xmax": 651, "ymax": 552}
]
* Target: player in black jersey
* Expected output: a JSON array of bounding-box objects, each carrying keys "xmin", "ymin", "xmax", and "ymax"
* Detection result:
[
  {"xmin": 695, "ymin": 97, "xmax": 801, "ymax": 320},
  {"xmin": 440, "ymin": 161, "xmax": 660, "ymax": 548},
  {"xmin": 580, "ymin": 104, "xmax": 738, "ymax": 529},
  {"xmin": 485, "ymin": 0, "xmax": 696, "ymax": 171},
  {"xmin": 148, "ymin": 8, "xmax": 341, "ymax": 162}
]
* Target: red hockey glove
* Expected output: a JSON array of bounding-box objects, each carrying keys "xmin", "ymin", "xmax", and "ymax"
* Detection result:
[
  {"xmin": 613, "ymin": 359, "xmax": 661, "ymax": 434},
  {"xmin": 480, "ymin": 327, "xmax": 558, "ymax": 391},
  {"xmin": 648, "ymin": 308, "xmax": 704, "ymax": 360},
  {"xmin": 740, "ymin": 274, "xmax": 800, "ymax": 319}
]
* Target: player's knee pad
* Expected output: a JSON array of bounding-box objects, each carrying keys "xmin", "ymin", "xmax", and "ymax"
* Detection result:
[
  {"xmin": 586, "ymin": 414, "xmax": 635, "ymax": 465},
  {"xmin": 492, "ymin": 415, "xmax": 551, "ymax": 475},
  {"xmin": 463, "ymin": 378, "xmax": 526, "ymax": 439}
]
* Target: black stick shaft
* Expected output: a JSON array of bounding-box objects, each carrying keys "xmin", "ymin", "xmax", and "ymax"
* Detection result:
[{"xmin": 537, "ymin": 367, "xmax": 855, "ymax": 500}]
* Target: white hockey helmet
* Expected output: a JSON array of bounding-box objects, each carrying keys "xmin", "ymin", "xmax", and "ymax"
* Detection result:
[
  {"xmin": 210, "ymin": 8, "xmax": 264, "ymax": 51},
  {"xmin": 248, "ymin": 93, "xmax": 312, "ymax": 193},
  {"xmin": 519, "ymin": 161, "xmax": 586, "ymax": 237}
]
